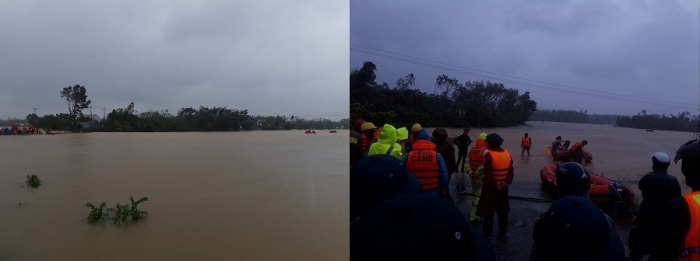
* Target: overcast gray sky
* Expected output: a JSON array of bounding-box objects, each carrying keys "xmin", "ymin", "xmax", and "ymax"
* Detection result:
[
  {"xmin": 1, "ymin": 1, "xmax": 348, "ymax": 120},
  {"xmin": 351, "ymin": 0, "xmax": 699, "ymax": 116}
]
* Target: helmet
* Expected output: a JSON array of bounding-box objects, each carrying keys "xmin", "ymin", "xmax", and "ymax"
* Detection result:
[
  {"xmin": 479, "ymin": 133, "xmax": 487, "ymax": 140},
  {"xmin": 353, "ymin": 119, "xmax": 366, "ymax": 131},
  {"xmin": 676, "ymin": 139, "xmax": 699, "ymax": 184},
  {"xmin": 651, "ymin": 152, "xmax": 670, "ymax": 167},
  {"xmin": 361, "ymin": 122, "xmax": 378, "ymax": 132},
  {"xmin": 555, "ymin": 162, "xmax": 591, "ymax": 197},
  {"xmin": 485, "ymin": 133, "xmax": 504, "ymax": 146},
  {"xmin": 411, "ymin": 123, "xmax": 423, "ymax": 132}
]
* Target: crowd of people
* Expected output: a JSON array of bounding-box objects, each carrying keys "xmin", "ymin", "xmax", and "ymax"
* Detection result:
[{"xmin": 350, "ymin": 118, "xmax": 699, "ymax": 260}]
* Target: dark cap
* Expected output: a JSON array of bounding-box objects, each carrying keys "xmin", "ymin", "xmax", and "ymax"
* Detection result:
[
  {"xmin": 432, "ymin": 128, "xmax": 447, "ymax": 137},
  {"xmin": 532, "ymin": 196, "xmax": 625, "ymax": 260},
  {"xmin": 351, "ymin": 193, "xmax": 495, "ymax": 261},
  {"xmin": 350, "ymin": 155, "xmax": 420, "ymax": 221},
  {"xmin": 555, "ymin": 162, "xmax": 591, "ymax": 197},
  {"xmin": 486, "ymin": 133, "xmax": 504, "ymax": 146}
]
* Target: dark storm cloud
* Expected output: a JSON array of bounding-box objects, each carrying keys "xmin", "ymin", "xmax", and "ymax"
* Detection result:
[
  {"xmin": 351, "ymin": 0, "xmax": 699, "ymax": 115},
  {"xmin": 0, "ymin": 1, "xmax": 348, "ymax": 120}
]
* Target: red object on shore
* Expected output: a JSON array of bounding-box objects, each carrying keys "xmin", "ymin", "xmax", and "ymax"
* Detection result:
[{"xmin": 540, "ymin": 163, "xmax": 635, "ymax": 209}]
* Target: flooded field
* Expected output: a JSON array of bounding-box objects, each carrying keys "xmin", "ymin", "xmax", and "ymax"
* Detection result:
[{"xmin": 0, "ymin": 131, "xmax": 348, "ymax": 260}]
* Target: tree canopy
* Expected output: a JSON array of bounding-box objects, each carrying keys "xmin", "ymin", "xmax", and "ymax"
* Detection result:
[{"xmin": 350, "ymin": 61, "xmax": 538, "ymax": 128}]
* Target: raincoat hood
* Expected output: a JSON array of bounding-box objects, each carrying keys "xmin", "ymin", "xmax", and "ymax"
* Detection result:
[
  {"xmin": 476, "ymin": 132, "xmax": 488, "ymax": 147},
  {"xmin": 415, "ymin": 129, "xmax": 432, "ymax": 142},
  {"xmin": 377, "ymin": 124, "xmax": 398, "ymax": 144},
  {"xmin": 397, "ymin": 127, "xmax": 409, "ymax": 141}
]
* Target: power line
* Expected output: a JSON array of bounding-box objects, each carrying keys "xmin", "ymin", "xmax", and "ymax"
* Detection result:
[
  {"xmin": 351, "ymin": 45, "xmax": 699, "ymax": 111},
  {"xmin": 353, "ymin": 44, "xmax": 699, "ymax": 107}
]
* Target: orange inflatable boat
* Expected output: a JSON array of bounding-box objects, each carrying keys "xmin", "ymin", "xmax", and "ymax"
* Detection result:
[{"xmin": 540, "ymin": 163, "xmax": 635, "ymax": 209}]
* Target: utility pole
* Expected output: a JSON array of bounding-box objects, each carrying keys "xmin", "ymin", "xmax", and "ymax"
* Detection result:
[
  {"xmin": 89, "ymin": 105, "xmax": 92, "ymax": 119},
  {"xmin": 103, "ymin": 107, "xmax": 106, "ymax": 120},
  {"xmin": 32, "ymin": 108, "xmax": 37, "ymax": 115}
]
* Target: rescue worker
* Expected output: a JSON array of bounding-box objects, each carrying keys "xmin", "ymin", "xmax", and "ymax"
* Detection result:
[
  {"xmin": 367, "ymin": 124, "xmax": 402, "ymax": 160},
  {"xmin": 657, "ymin": 138, "xmax": 699, "ymax": 260},
  {"xmin": 520, "ymin": 133, "xmax": 532, "ymax": 156},
  {"xmin": 569, "ymin": 140, "xmax": 588, "ymax": 164},
  {"xmin": 351, "ymin": 192, "xmax": 496, "ymax": 261},
  {"xmin": 401, "ymin": 129, "xmax": 449, "ymax": 198},
  {"xmin": 404, "ymin": 123, "xmax": 422, "ymax": 153},
  {"xmin": 350, "ymin": 154, "xmax": 420, "ymax": 221},
  {"xmin": 550, "ymin": 136, "xmax": 563, "ymax": 158},
  {"xmin": 433, "ymin": 128, "xmax": 457, "ymax": 202},
  {"xmin": 454, "ymin": 128, "xmax": 472, "ymax": 173},
  {"xmin": 396, "ymin": 127, "xmax": 409, "ymax": 155},
  {"xmin": 465, "ymin": 133, "xmax": 488, "ymax": 222},
  {"xmin": 628, "ymin": 152, "xmax": 681, "ymax": 260},
  {"xmin": 350, "ymin": 124, "xmax": 364, "ymax": 166},
  {"xmin": 531, "ymin": 162, "xmax": 625, "ymax": 260},
  {"xmin": 476, "ymin": 133, "xmax": 514, "ymax": 239},
  {"xmin": 360, "ymin": 122, "xmax": 379, "ymax": 155}
]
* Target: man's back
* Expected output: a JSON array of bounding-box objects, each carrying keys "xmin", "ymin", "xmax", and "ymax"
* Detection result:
[{"xmin": 638, "ymin": 171, "xmax": 681, "ymax": 215}]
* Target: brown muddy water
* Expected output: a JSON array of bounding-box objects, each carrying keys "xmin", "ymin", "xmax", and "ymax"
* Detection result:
[
  {"xmin": 435, "ymin": 121, "xmax": 695, "ymax": 198},
  {"xmin": 0, "ymin": 131, "xmax": 348, "ymax": 260},
  {"xmin": 431, "ymin": 121, "xmax": 696, "ymax": 260}
]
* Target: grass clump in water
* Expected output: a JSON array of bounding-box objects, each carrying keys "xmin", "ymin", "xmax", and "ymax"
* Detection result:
[
  {"xmin": 86, "ymin": 196, "xmax": 149, "ymax": 225},
  {"xmin": 26, "ymin": 174, "xmax": 41, "ymax": 188},
  {"xmin": 84, "ymin": 202, "xmax": 108, "ymax": 223}
]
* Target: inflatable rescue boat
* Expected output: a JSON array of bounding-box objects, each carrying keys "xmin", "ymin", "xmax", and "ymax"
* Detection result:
[
  {"xmin": 540, "ymin": 163, "xmax": 635, "ymax": 209},
  {"xmin": 545, "ymin": 147, "xmax": 592, "ymax": 163}
]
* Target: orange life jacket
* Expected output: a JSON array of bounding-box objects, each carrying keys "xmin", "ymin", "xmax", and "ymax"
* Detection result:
[
  {"xmin": 570, "ymin": 141, "xmax": 585, "ymax": 152},
  {"xmin": 680, "ymin": 191, "xmax": 700, "ymax": 260},
  {"xmin": 521, "ymin": 136, "xmax": 531, "ymax": 147},
  {"xmin": 406, "ymin": 140, "xmax": 440, "ymax": 191},
  {"xmin": 487, "ymin": 149, "xmax": 511, "ymax": 185},
  {"xmin": 468, "ymin": 146, "xmax": 487, "ymax": 172}
]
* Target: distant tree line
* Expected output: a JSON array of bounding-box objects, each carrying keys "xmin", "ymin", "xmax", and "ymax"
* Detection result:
[
  {"xmin": 350, "ymin": 61, "xmax": 538, "ymax": 128},
  {"xmin": 26, "ymin": 103, "xmax": 346, "ymax": 132},
  {"xmin": 615, "ymin": 110, "xmax": 699, "ymax": 132},
  {"xmin": 249, "ymin": 115, "xmax": 349, "ymax": 130},
  {"xmin": 20, "ymin": 84, "xmax": 346, "ymax": 132},
  {"xmin": 529, "ymin": 109, "xmax": 618, "ymax": 125}
]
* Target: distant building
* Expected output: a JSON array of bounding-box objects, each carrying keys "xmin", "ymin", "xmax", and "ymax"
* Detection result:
[{"xmin": 83, "ymin": 114, "xmax": 102, "ymax": 122}]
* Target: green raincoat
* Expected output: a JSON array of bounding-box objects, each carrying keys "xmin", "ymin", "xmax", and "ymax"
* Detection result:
[{"xmin": 368, "ymin": 124, "xmax": 403, "ymax": 160}]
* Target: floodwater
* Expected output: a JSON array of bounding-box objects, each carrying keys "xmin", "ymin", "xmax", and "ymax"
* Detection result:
[
  {"xmin": 0, "ymin": 131, "xmax": 348, "ymax": 260},
  {"xmin": 436, "ymin": 121, "xmax": 696, "ymax": 199}
]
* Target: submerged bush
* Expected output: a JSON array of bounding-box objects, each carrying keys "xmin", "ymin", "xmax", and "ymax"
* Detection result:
[
  {"xmin": 85, "ymin": 196, "xmax": 149, "ymax": 225},
  {"xmin": 84, "ymin": 202, "xmax": 108, "ymax": 223},
  {"xmin": 26, "ymin": 174, "xmax": 41, "ymax": 188}
]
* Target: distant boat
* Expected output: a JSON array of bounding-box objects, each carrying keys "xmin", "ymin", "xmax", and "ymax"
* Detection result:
[
  {"xmin": 329, "ymin": 129, "xmax": 337, "ymax": 133},
  {"xmin": 645, "ymin": 129, "xmax": 654, "ymax": 132}
]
